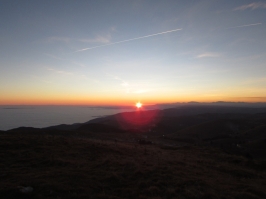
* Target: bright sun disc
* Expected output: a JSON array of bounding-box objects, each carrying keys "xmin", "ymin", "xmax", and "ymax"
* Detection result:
[{"xmin": 136, "ymin": 102, "xmax": 142, "ymax": 108}]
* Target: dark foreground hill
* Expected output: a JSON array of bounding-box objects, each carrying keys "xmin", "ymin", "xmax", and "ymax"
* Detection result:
[
  {"xmin": 43, "ymin": 105, "xmax": 266, "ymax": 158},
  {"xmin": 0, "ymin": 133, "xmax": 266, "ymax": 199},
  {"xmin": 1, "ymin": 105, "xmax": 266, "ymax": 198}
]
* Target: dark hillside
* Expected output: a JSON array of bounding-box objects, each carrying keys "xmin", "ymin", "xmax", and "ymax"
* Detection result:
[
  {"xmin": 1, "ymin": 105, "xmax": 266, "ymax": 198},
  {"xmin": 77, "ymin": 123, "xmax": 124, "ymax": 133},
  {"xmin": 0, "ymin": 132, "xmax": 266, "ymax": 199},
  {"xmin": 171, "ymin": 119, "xmax": 251, "ymax": 139}
]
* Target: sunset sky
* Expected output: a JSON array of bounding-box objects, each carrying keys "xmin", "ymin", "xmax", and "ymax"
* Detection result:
[{"xmin": 1, "ymin": 0, "xmax": 266, "ymax": 105}]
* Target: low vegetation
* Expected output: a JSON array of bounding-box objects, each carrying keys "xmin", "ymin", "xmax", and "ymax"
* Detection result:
[{"xmin": 1, "ymin": 132, "xmax": 265, "ymax": 199}]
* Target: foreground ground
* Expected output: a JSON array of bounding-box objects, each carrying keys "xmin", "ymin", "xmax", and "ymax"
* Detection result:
[{"xmin": 0, "ymin": 133, "xmax": 266, "ymax": 199}]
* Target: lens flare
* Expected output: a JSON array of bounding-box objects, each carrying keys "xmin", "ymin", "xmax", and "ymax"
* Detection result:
[
  {"xmin": 136, "ymin": 102, "xmax": 142, "ymax": 108},
  {"xmin": 116, "ymin": 109, "xmax": 161, "ymax": 130}
]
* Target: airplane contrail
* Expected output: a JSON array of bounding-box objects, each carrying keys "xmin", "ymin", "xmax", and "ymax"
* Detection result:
[
  {"xmin": 74, "ymin": 28, "xmax": 182, "ymax": 53},
  {"xmin": 227, "ymin": 23, "xmax": 262, "ymax": 29}
]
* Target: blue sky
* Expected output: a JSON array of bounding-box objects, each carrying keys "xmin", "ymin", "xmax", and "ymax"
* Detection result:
[{"xmin": 1, "ymin": 0, "xmax": 266, "ymax": 105}]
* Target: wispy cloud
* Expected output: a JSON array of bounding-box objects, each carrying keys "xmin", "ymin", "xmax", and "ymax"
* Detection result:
[
  {"xmin": 44, "ymin": 53, "xmax": 65, "ymax": 61},
  {"xmin": 105, "ymin": 73, "xmax": 152, "ymax": 94},
  {"xmin": 78, "ymin": 27, "xmax": 116, "ymax": 44},
  {"xmin": 79, "ymin": 35, "xmax": 111, "ymax": 44},
  {"xmin": 31, "ymin": 75, "xmax": 52, "ymax": 84},
  {"xmin": 74, "ymin": 28, "xmax": 182, "ymax": 53},
  {"xmin": 47, "ymin": 68, "xmax": 73, "ymax": 75},
  {"xmin": 196, "ymin": 52, "xmax": 221, "ymax": 58},
  {"xmin": 106, "ymin": 73, "xmax": 129, "ymax": 87},
  {"xmin": 234, "ymin": 2, "xmax": 266, "ymax": 11},
  {"xmin": 227, "ymin": 23, "xmax": 262, "ymax": 29},
  {"xmin": 46, "ymin": 27, "xmax": 116, "ymax": 45},
  {"xmin": 107, "ymin": 73, "xmax": 125, "ymax": 82}
]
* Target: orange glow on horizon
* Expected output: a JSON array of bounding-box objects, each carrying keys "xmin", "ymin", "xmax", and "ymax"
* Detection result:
[{"xmin": 1, "ymin": 95, "xmax": 266, "ymax": 106}]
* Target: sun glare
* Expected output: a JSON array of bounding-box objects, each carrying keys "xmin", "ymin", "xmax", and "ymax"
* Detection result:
[{"xmin": 136, "ymin": 102, "xmax": 142, "ymax": 108}]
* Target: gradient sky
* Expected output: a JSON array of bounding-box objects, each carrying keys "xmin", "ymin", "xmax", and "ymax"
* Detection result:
[{"xmin": 1, "ymin": 0, "xmax": 266, "ymax": 105}]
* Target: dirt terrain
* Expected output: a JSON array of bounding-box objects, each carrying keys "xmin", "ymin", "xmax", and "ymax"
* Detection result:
[
  {"xmin": 1, "ymin": 132, "xmax": 266, "ymax": 199},
  {"xmin": 1, "ymin": 106, "xmax": 266, "ymax": 198}
]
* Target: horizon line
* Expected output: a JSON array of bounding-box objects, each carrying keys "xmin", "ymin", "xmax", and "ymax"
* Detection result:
[{"xmin": 1, "ymin": 101, "xmax": 266, "ymax": 106}]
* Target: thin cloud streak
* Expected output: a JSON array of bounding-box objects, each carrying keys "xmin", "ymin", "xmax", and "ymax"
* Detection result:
[
  {"xmin": 47, "ymin": 68, "xmax": 73, "ymax": 76},
  {"xmin": 196, "ymin": 52, "xmax": 221, "ymax": 58},
  {"xmin": 44, "ymin": 53, "xmax": 65, "ymax": 61},
  {"xmin": 79, "ymin": 35, "xmax": 111, "ymax": 44},
  {"xmin": 227, "ymin": 23, "xmax": 262, "ymax": 29},
  {"xmin": 234, "ymin": 2, "xmax": 266, "ymax": 11},
  {"xmin": 74, "ymin": 28, "xmax": 182, "ymax": 53}
]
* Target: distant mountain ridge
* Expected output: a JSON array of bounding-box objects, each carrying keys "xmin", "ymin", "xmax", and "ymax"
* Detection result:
[{"xmin": 152, "ymin": 101, "xmax": 266, "ymax": 109}]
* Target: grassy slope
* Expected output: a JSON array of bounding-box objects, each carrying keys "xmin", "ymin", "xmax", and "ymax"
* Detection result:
[{"xmin": 0, "ymin": 133, "xmax": 266, "ymax": 199}]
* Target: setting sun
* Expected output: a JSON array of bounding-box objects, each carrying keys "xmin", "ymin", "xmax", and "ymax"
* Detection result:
[{"xmin": 136, "ymin": 102, "xmax": 142, "ymax": 108}]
